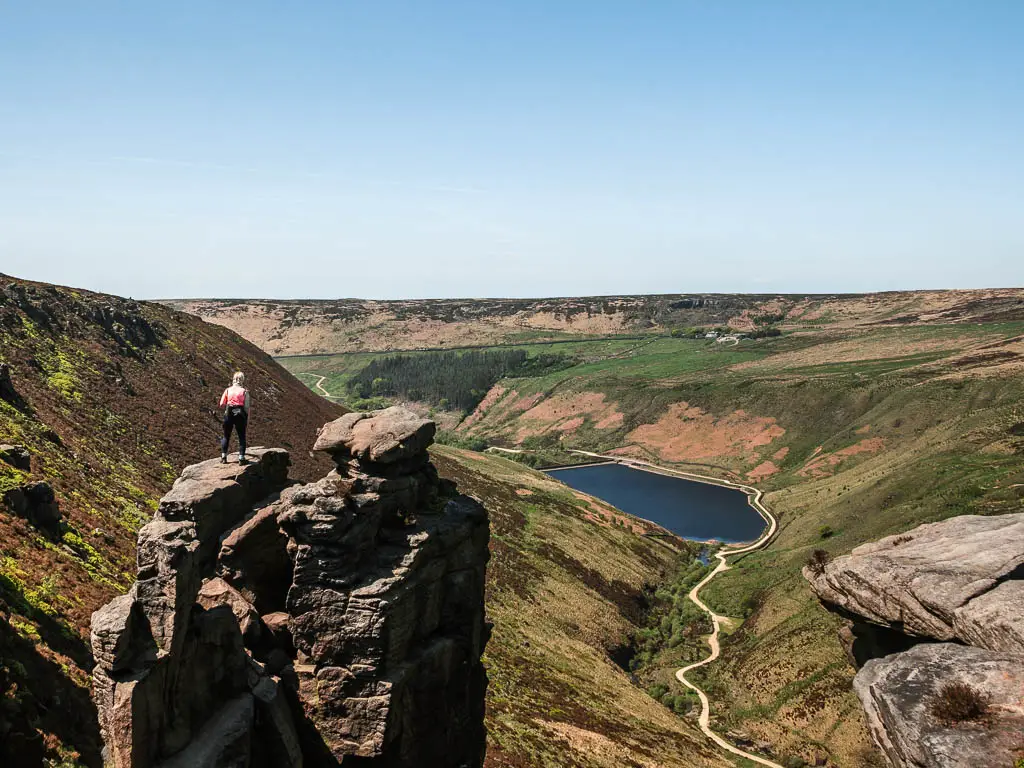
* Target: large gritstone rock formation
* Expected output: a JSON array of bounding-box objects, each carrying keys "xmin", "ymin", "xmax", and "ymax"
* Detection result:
[
  {"xmin": 853, "ymin": 643, "xmax": 1024, "ymax": 768},
  {"xmin": 804, "ymin": 513, "xmax": 1024, "ymax": 768},
  {"xmin": 90, "ymin": 407, "xmax": 490, "ymax": 768}
]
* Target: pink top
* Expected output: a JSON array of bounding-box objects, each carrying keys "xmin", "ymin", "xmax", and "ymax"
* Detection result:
[{"xmin": 220, "ymin": 386, "xmax": 249, "ymax": 410}]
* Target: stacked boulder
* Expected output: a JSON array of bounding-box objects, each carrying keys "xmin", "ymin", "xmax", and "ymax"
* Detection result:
[
  {"xmin": 1, "ymin": 444, "xmax": 62, "ymax": 539},
  {"xmin": 284, "ymin": 406, "xmax": 490, "ymax": 765},
  {"xmin": 804, "ymin": 513, "xmax": 1024, "ymax": 767},
  {"xmin": 90, "ymin": 448, "xmax": 297, "ymax": 768},
  {"xmin": 90, "ymin": 408, "xmax": 490, "ymax": 768}
]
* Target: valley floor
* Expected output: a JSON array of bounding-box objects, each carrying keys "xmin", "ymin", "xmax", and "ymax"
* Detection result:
[{"xmin": 284, "ymin": 306, "xmax": 1024, "ymax": 767}]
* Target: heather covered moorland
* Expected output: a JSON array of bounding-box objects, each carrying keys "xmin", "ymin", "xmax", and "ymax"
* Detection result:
[{"xmin": 271, "ymin": 289, "xmax": 1024, "ymax": 766}]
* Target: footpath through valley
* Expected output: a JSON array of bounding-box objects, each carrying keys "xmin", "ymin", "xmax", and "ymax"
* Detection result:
[{"xmin": 569, "ymin": 451, "xmax": 784, "ymax": 768}]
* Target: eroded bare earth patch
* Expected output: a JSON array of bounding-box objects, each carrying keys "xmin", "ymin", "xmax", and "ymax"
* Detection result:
[
  {"xmin": 514, "ymin": 392, "xmax": 625, "ymax": 442},
  {"xmin": 625, "ymin": 402, "xmax": 785, "ymax": 465},
  {"xmin": 797, "ymin": 438, "xmax": 886, "ymax": 478}
]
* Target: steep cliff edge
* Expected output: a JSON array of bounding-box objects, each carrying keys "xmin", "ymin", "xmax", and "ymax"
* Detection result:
[
  {"xmin": 0, "ymin": 274, "xmax": 342, "ymax": 766},
  {"xmin": 90, "ymin": 407, "xmax": 490, "ymax": 767},
  {"xmin": 804, "ymin": 513, "xmax": 1024, "ymax": 768}
]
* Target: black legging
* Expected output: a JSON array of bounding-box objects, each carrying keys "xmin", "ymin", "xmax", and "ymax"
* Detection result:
[{"xmin": 222, "ymin": 407, "xmax": 248, "ymax": 456}]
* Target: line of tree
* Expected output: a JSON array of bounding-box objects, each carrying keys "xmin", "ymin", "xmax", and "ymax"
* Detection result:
[{"xmin": 347, "ymin": 349, "xmax": 569, "ymax": 412}]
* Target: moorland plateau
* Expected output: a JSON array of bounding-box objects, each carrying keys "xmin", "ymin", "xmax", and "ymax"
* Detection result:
[{"xmin": 190, "ymin": 288, "xmax": 1024, "ymax": 767}]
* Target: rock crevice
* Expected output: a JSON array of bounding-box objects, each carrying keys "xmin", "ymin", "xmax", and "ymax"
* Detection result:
[
  {"xmin": 805, "ymin": 513, "xmax": 1024, "ymax": 768},
  {"xmin": 90, "ymin": 408, "xmax": 489, "ymax": 768}
]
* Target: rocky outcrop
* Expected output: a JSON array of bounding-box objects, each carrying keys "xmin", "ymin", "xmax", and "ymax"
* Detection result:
[
  {"xmin": 0, "ymin": 444, "xmax": 31, "ymax": 471},
  {"xmin": 280, "ymin": 407, "xmax": 489, "ymax": 765},
  {"xmin": 90, "ymin": 409, "xmax": 489, "ymax": 768},
  {"xmin": 804, "ymin": 513, "xmax": 1024, "ymax": 767},
  {"xmin": 90, "ymin": 448, "xmax": 295, "ymax": 768},
  {"xmin": 855, "ymin": 643, "xmax": 1024, "ymax": 768},
  {"xmin": 3, "ymin": 480, "xmax": 62, "ymax": 539},
  {"xmin": 805, "ymin": 514, "xmax": 1024, "ymax": 650}
]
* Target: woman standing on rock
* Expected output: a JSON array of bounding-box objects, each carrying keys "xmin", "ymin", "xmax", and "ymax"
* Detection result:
[{"xmin": 219, "ymin": 371, "xmax": 251, "ymax": 464}]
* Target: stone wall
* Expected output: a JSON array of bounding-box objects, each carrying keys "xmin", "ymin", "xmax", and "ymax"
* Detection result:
[{"xmin": 90, "ymin": 408, "xmax": 489, "ymax": 768}]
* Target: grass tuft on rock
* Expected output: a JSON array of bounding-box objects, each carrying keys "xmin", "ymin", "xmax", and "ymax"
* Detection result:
[
  {"xmin": 805, "ymin": 549, "xmax": 831, "ymax": 576},
  {"xmin": 929, "ymin": 681, "xmax": 991, "ymax": 725}
]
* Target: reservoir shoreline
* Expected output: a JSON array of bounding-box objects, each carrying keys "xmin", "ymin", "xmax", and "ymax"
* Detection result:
[{"xmin": 547, "ymin": 457, "xmax": 767, "ymax": 545}]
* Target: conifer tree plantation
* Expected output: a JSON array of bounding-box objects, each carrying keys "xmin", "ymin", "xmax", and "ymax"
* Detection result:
[{"xmin": 346, "ymin": 349, "xmax": 570, "ymax": 412}]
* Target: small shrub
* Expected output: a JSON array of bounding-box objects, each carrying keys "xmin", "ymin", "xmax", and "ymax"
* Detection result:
[
  {"xmin": 929, "ymin": 681, "xmax": 990, "ymax": 725},
  {"xmin": 647, "ymin": 683, "xmax": 669, "ymax": 700},
  {"xmin": 783, "ymin": 757, "xmax": 807, "ymax": 768},
  {"xmin": 892, "ymin": 534, "xmax": 913, "ymax": 546},
  {"xmin": 806, "ymin": 549, "xmax": 831, "ymax": 576},
  {"xmin": 671, "ymin": 694, "xmax": 692, "ymax": 715},
  {"xmin": 818, "ymin": 525, "xmax": 835, "ymax": 539}
]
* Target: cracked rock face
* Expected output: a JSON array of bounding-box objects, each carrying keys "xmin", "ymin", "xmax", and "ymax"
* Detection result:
[
  {"xmin": 281, "ymin": 407, "xmax": 489, "ymax": 766},
  {"xmin": 312, "ymin": 407, "xmax": 436, "ymax": 464},
  {"xmin": 90, "ymin": 449, "xmax": 297, "ymax": 768},
  {"xmin": 90, "ymin": 410, "xmax": 489, "ymax": 768},
  {"xmin": 804, "ymin": 512, "xmax": 1024, "ymax": 767},
  {"xmin": 855, "ymin": 643, "xmax": 1024, "ymax": 768},
  {"xmin": 804, "ymin": 513, "xmax": 1024, "ymax": 651}
]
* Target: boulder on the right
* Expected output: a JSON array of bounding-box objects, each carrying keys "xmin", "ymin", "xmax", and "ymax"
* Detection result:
[
  {"xmin": 804, "ymin": 513, "xmax": 1024, "ymax": 650},
  {"xmin": 855, "ymin": 643, "xmax": 1024, "ymax": 768},
  {"xmin": 804, "ymin": 512, "xmax": 1024, "ymax": 768}
]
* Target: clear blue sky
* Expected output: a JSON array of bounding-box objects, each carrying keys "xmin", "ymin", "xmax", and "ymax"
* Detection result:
[{"xmin": 1, "ymin": 2, "xmax": 1021, "ymax": 299}]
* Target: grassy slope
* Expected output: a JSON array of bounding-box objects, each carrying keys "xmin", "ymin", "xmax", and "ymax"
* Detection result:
[
  {"xmin": 281, "ymin": 316, "xmax": 1024, "ymax": 767},
  {"xmin": 0, "ymin": 276, "xmax": 342, "ymax": 767},
  {"xmin": 431, "ymin": 446, "xmax": 733, "ymax": 768},
  {"xmin": 447, "ymin": 323, "xmax": 1024, "ymax": 766}
]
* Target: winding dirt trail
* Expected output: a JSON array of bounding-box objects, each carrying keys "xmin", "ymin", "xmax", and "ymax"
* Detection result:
[
  {"xmin": 568, "ymin": 451, "xmax": 784, "ymax": 768},
  {"xmin": 310, "ymin": 375, "xmax": 335, "ymax": 400}
]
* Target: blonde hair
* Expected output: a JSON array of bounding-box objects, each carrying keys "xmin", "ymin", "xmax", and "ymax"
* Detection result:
[{"xmin": 232, "ymin": 371, "xmax": 246, "ymax": 387}]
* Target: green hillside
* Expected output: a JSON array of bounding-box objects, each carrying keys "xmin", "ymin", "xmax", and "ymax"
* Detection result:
[
  {"xmin": 287, "ymin": 317, "xmax": 1024, "ymax": 766},
  {"xmin": 431, "ymin": 446, "xmax": 733, "ymax": 768}
]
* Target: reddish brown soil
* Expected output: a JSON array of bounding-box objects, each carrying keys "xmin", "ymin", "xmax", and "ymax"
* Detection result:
[
  {"xmin": 797, "ymin": 438, "xmax": 886, "ymax": 478},
  {"xmin": 461, "ymin": 388, "xmax": 544, "ymax": 435},
  {"xmin": 461, "ymin": 384, "xmax": 507, "ymax": 429},
  {"xmin": 514, "ymin": 392, "xmax": 624, "ymax": 442},
  {"xmin": 625, "ymin": 402, "xmax": 785, "ymax": 464},
  {"xmin": 746, "ymin": 461, "xmax": 781, "ymax": 481}
]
